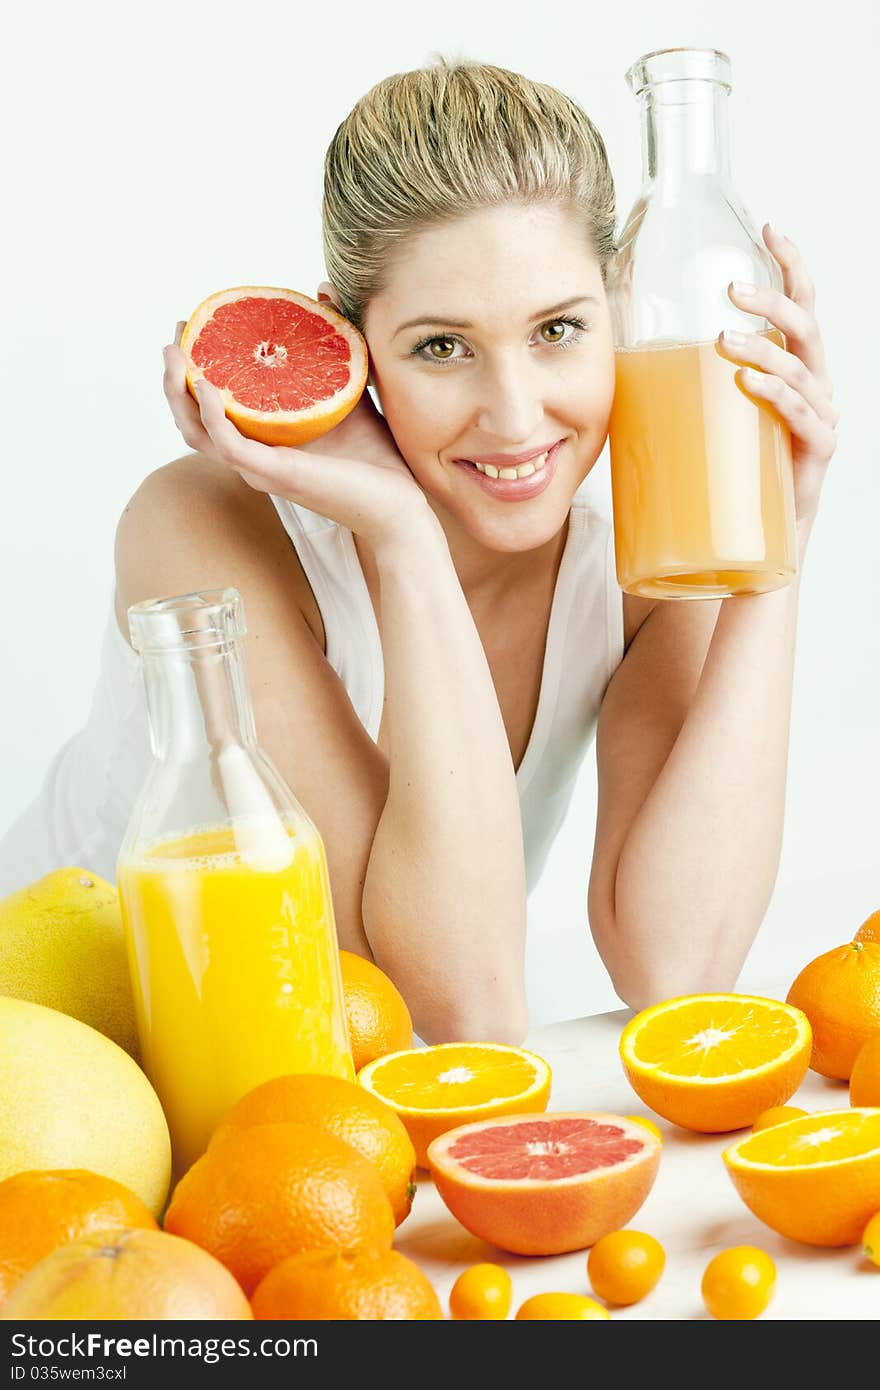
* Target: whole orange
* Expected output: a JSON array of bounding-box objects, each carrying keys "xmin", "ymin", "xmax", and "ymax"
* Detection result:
[
  {"xmin": 164, "ymin": 1122, "xmax": 394, "ymax": 1294},
  {"xmin": 855, "ymin": 910, "xmax": 880, "ymax": 944},
  {"xmin": 210, "ymin": 1073, "xmax": 417, "ymax": 1226},
  {"xmin": 786, "ymin": 941, "xmax": 880, "ymax": 1079},
  {"xmin": 0, "ymin": 1228, "xmax": 252, "ymax": 1320},
  {"xmin": 251, "ymin": 1246, "xmax": 441, "ymax": 1320},
  {"xmin": 850, "ymin": 1033, "xmax": 880, "ymax": 1106},
  {"xmin": 339, "ymin": 950, "xmax": 413, "ymax": 1070},
  {"xmin": 0, "ymin": 1169, "xmax": 157, "ymax": 1307}
]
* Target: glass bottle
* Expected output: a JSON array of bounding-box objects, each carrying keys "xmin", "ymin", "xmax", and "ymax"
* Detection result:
[
  {"xmin": 606, "ymin": 48, "xmax": 798, "ymax": 599},
  {"xmin": 116, "ymin": 588, "xmax": 354, "ymax": 1179}
]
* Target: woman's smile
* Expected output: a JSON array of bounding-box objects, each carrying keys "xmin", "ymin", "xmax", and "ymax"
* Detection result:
[{"xmin": 451, "ymin": 438, "xmax": 565, "ymax": 501}]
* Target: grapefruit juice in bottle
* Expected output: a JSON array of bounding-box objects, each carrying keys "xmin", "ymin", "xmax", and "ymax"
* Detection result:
[
  {"xmin": 117, "ymin": 589, "xmax": 354, "ymax": 1179},
  {"xmin": 609, "ymin": 330, "xmax": 796, "ymax": 597},
  {"xmin": 606, "ymin": 49, "xmax": 798, "ymax": 599},
  {"xmin": 117, "ymin": 822, "xmax": 353, "ymax": 1177}
]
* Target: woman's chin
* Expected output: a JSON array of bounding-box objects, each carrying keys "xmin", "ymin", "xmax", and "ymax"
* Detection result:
[{"xmin": 454, "ymin": 494, "xmax": 573, "ymax": 553}]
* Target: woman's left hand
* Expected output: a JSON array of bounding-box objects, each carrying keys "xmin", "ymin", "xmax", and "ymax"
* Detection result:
[{"xmin": 717, "ymin": 223, "xmax": 839, "ymax": 557}]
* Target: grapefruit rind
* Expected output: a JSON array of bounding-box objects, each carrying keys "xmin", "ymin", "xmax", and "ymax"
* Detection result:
[
  {"xmin": 618, "ymin": 993, "xmax": 812, "ymax": 1133},
  {"xmin": 180, "ymin": 286, "xmax": 368, "ymax": 445},
  {"xmin": 427, "ymin": 1112, "xmax": 661, "ymax": 1257},
  {"xmin": 722, "ymin": 1107, "xmax": 880, "ymax": 1246}
]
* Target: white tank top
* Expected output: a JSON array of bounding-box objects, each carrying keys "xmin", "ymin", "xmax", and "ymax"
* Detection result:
[
  {"xmin": 270, "ymin": 492, "xmax": 623, "ymax": 894},
  {"xmin": 0, "ymin": 486, "xmax": 623, "ymax": 912}
]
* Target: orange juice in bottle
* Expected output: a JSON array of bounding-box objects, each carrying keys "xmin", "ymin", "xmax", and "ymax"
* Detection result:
[
  {"xmin": 606, "ymin": 49, "xmax": 798, "ymax": 598},
  {"xmin": 117, "ymin": 589, "xmax": 354, "ymax": 1178}
]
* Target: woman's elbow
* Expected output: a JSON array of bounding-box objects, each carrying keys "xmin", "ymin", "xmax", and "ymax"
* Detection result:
[
  {"xmin": 413, "ymin": 998, "xmax": 530, "ymax": 1048},
  {"xmin": 612, "ymin": 960, "xmax": 741, "ymax": 1015}
]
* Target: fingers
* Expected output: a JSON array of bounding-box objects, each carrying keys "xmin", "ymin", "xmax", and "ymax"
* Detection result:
[
  {"xmin": 162, "ymin": 326, "xmax": 213, "ymax": 452},
  {"xmin": 190, "ymin": 378, "xmax": 303, "ymax": 494},
  {"xmin": 716, "ymin": 328, "xmax": 839, "ymax": 430},
  {"xmin": 728, "ymin": 229, "xmax": 831, "ymax": 393},
  {"xmin": 735, "ymin": 366, "xmax": 837, "ymax": 464},
  {"xmin": 762, "ymin": 223, "xmax": 815, "ymax": 314}
]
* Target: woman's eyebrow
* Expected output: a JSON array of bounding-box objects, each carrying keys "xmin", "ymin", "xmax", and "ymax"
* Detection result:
[{"xmin": 392, "ymin": 294, "xmax": 600, "ymax": 338}]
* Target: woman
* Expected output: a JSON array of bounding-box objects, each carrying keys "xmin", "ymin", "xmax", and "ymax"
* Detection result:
[{"xmin": 0, "ymin": 59, "xmax": 837, "ymax": 1041}]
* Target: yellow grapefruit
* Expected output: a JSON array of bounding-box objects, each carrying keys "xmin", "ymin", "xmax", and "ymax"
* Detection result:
[
  {"xmin": 0, "ymin": 996, "xmax": 171, "ymax": 1217},
  {"xmin": 0, "ymin": 867, "xmax": 139, "ymax": 1057}
]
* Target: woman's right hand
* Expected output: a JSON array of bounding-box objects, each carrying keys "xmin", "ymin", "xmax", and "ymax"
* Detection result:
[{"xmin": 162, "ymin": 320, "xmax": 436, "ymax": 552}]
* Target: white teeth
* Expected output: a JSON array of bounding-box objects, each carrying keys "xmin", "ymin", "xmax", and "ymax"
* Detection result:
[{"xmin": 469, "ymin": 448, "xmax": 552, "ymax": 480}]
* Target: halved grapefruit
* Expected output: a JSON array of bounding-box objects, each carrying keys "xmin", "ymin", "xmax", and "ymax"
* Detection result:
[
  {"xmin": 180, "ymin": 287, "xmax": 368, "ymax": 447},
  {"xmin": 427, "ymin": 1112, "xmax": 661, "ymax": 1256}
]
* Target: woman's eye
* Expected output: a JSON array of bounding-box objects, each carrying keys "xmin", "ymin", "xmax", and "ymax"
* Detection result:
[
  {"xmin": 412, "ymin": 316, "xmax": 588, "ymax": 365},
  {"xmin": 425, "ymin": 337, "xmax": 458, "ymax": 361},
  {"xmin": 540, "ymin": 321, "xmax": 567, "ymax": 343}
]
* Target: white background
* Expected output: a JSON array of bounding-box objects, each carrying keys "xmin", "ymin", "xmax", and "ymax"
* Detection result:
[{"xmin": 2, "ymin": 0, "xmax": 877, "ymax": 1022}]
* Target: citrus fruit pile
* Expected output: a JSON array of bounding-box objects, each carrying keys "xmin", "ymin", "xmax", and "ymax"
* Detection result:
[{"xmin": 2, "ymin": 855, "xmax": 880, "ymax": 1320}]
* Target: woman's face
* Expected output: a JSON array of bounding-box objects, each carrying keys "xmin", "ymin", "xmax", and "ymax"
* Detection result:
[{"xmin": 361, "ymin": 202, "xmax": 615, "ymax": 552}]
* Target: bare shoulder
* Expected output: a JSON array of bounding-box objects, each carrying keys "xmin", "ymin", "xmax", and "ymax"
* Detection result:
[{"xmin": 113, "ymin": 453, "xmax": 324, "ymax": 650}]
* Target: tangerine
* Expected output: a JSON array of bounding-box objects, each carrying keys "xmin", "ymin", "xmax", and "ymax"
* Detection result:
[
  {"xmin": 211, "ymin": 1073, "xmax": 417, "ymax": 1226},
  {"xmin": 339, "ymin": 950, "xmax": 413, "ymax": 1071},
  {"xmin": 251, "ymin": 1246, "xmax": 441, "ymax": 1320},
  {"xmin": 786, "ymin": 941, "xmax": 880, "ymax": 1079},
  {"xmin": 164, "ymin": 1122, "xmax": 394, "ymax": 1294},
  {"xmin": 0, "ymin": 1169, "xmax": 157, "ymax": 1306}
]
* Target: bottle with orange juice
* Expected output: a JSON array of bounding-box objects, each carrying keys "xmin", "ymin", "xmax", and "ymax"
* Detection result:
[
  {"xmin": 606, "ymin": 48, "xmax": 798, "ymax": 599},
  {"xmin": 117, "ymin": 588, "xmax": 353, "ymax": 1178}
]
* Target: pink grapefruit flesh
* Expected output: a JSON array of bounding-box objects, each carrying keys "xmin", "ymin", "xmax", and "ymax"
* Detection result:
[
  {"xmin": 427, "ymin": 1112, "xmax": 661, "ymax": 1255},
  {"xmin": 181, "ymin": 287, "xmax": 368, "ymax": 447}
]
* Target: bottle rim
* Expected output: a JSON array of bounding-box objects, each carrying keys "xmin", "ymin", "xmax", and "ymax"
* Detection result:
[
  {"xmin": 626, "ymin": 47, "xmax": 732, "ymax": 96},
  {"xmin": 127, "ymin": 587, "xmax": 246, "ymax": 653}
]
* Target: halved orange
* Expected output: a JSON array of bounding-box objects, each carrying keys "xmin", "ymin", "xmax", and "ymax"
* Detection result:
[
  {"xmin": 618, "ymin": 993, "xmax": 812, "ymax": 1132},
  {"xmin": 356, "ymin": 1042, "xmax": 551, "ymax": 1168},
  {"xmin": 181, "ymin": 286, "xmax": 368, "ymax": 447},
  {"xmin": 723, "ymin": 1108, "xmax": 880, "ymax": 1246}
]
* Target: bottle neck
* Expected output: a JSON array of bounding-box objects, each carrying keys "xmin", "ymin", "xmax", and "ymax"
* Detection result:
[
  {"xmin": 639, "ymin": 82, "xmax": 731, "ymax": 187},
  {"xmin": 141, "ymin": 641, "xmax": 258, "ymax": 762}
]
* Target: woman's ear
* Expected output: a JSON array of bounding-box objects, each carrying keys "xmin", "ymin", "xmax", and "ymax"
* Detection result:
[{"xmin": 316, "ymin": 281, "xmax": 344, "ymax": 314}]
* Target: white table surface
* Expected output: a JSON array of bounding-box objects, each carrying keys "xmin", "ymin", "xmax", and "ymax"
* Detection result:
[{"xmin": 394, "ymin": 983, "xmax": 880, "ymax": 1320}]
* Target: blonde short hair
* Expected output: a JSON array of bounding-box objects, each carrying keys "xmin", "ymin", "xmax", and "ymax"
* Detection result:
[{"xmin": 322, "ymin": 55, "xmax": 616, "ymax": 332}]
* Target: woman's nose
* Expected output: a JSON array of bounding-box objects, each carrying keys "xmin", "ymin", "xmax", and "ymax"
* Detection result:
[{"xmin": 474, "ymin": 360, "xmax": 545, "ymax": 442}]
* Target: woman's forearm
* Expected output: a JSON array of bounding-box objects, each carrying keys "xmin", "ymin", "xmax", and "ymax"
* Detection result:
[
  {"xmin": 362, "ymin": 518, "xmax": 528, "ymax": 1044},
  {"xmin": 611, "ymin": 558, "xmax": 807, "ymax": 1008}
]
